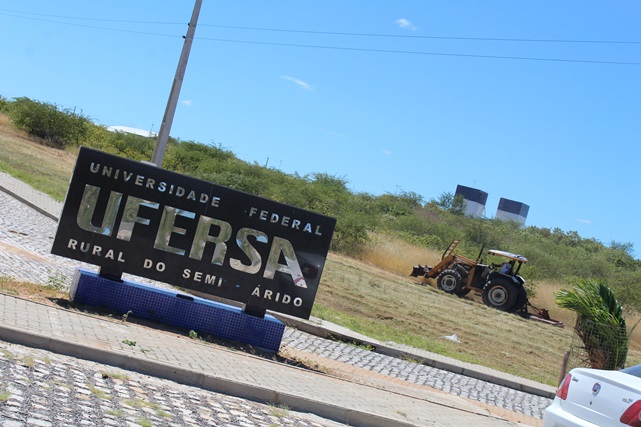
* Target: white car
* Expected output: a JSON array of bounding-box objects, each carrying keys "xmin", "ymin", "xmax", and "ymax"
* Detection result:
[{"xmin": 543, "ymin": 364, "xmax": 641, "ymax": 426}]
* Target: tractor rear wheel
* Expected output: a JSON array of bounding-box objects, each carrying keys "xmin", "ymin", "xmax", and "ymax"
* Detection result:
[
  {"xmin": 437, "ymin": 269, "xmax": 464, "ymax": 294},
  {"xmin": 482, "ymin": 278, "xmax": 519, "ymax": 312},
  {"xmin": 514, "ymin": 285, "xmax": 528, "ymax": 313}
]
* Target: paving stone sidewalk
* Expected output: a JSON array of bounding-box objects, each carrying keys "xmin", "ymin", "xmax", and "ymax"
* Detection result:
[
  {"xmin": 0, "ymin": 339, "xmax": 346, "ymax": 427},
  {"xmin": 0, "ymin": 293, "xmax": 526, "ymax": 427},
  {"xmin": 0, "ymin": 171, "xmax": 544, "ymax": 426}
]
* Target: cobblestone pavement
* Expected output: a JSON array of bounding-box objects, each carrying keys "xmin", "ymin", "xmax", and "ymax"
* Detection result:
[
  {"xmin": 0, "ymin": 191, "xmax": 68, "ymax": 285},
  {"xmin": 281, "ymin": 329, "xmax": 552, "ymax": 419},
  {"xmin": 0, "ymin": 191, "xmax": 172, "ymax": 291},
  {"xmin": 0, "ymin": 339, "xmax": 345, "ymax": 427},
  {"xmin": 0, "ymin": 189, "xmax": 549, "ymax": 423}
]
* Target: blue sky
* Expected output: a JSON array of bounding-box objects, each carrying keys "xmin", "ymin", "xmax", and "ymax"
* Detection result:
[{"xmin": 1, "ymin": 1, "xmax": 640, "ymax": 255}]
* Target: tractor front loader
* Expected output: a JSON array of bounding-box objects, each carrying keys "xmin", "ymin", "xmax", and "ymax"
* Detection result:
[{"xmin": 411, "ymin": 240, "xmax": 489, "ymax": 298}]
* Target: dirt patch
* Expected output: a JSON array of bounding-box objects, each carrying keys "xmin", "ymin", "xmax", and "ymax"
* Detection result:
[
  {"xmin": 0, "ymin": 278, "xmax": 66, "ymax": 304},
  {"xmin": 0, "ymin": 241, "xmax": 49, "ymax": 263}
]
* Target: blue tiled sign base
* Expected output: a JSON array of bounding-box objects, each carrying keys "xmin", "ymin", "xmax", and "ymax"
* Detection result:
[{"xmin": 70, "ymin": 269, "xmax": 285, "ymax": 352}]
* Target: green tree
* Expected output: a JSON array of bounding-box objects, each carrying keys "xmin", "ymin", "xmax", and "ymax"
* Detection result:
[
  {"xmin": 610, "ymin": 241, "xmax": 635, "ymax": 259},
  {"xmin": 450, "ymin": 194, "xmax": 466, "ymax": 216},
  {"xmin": 435, "ymin": 192, "xmax": 453, "ymax": 210},
  {"xmin": 433, "ymin": 192, "xmax": 466, "ymax": 216}
]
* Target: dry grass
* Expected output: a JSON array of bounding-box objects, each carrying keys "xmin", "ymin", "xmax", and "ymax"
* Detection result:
[
  {"xmin": 0, "ymin": 114, "xmax": 12, "ymax": 128},
  {"xmin": 315, "ymin": 251, "xmax": 574, "ymax": 385},
  {"xmin": 527, "ymin": 280, "xmax": 574, "ymax": 326},
  {"xmin": 342, "ymin": 236, "xmax": 641, "ymax": 384},
  {"xmin": 0, "ymin": 113, "xmax": 77, "ymax": 201},
  {"xmin": 0, "ymin": 277, "xmax": 67, "ymax": 304},
  {"xmin": 361, "ymin": 234, "xmax": 442, "ymax": 276},
  {"xmin": 1, "ymin": 123, "xmax": 640, "ymax": 386},
  {"xmin": 627, "ymin": 314, "xmax": 641, "ymax": 362}
]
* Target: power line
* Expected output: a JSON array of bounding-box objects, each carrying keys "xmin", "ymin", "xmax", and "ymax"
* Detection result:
[
  {"xmin": 2, "ymin": 7, "xmax": 640, "ymax": 45},
  {"xmin": 0, "ymin": 8, "xmax": 183, "ymax": 25},
  {"xmin": 1, "ymin": 9, "xmax": 639, "ymax": 66},
  {"xmin": 202, "ymin": 24, "xmax": 641, "ymax": 45},
  {"xmin": 0, "ymin": 11, "xmax": 180, "ymax": 38},
  {"xmin": 198, "ymin": 37, "xmax": 641, "ymax": 66}
]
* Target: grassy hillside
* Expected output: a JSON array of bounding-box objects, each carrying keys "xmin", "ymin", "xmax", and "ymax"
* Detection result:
[
  {"xmin": 2, "ymin": 108, "xmax": 641, "ymax": 386},
  {"xmin": 0, "ymin": 114, "xmax": 76, "ymax": 200}
]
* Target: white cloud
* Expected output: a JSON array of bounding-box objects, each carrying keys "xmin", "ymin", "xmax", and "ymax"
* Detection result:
[
  {"xmin": 396, "ymin": 18, "xmax": 417, "ymax": 30},
  {"xmin": 321, "ymin": 129, "xmax": 347, "ymax": 138},
  {"xmin": 382, "ymin": 149, "xmax": 392, "ymax": 156},
  {"xmin": 282, "ymin": 76, "xmax": 315, "ymax": 91},
  {"xmin": 577, "ymin": 219, "xmax": 592, "ymax": 224},
  {"xmin": 180, "ymin": 100, "xmax": 193, "ymax": 106}
]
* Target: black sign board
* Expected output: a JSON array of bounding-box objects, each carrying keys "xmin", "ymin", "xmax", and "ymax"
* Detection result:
[{"xmin": 52, "ymin": 147, "xmax": 336, "ymax": 319}]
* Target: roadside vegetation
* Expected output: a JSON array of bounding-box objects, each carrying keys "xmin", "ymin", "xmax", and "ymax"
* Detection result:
[
  {"xmin": 1, "ymin": 95, "xmax": 641, "ymax": 385},
  {"xmin": 556, "ymin": 279, "xmax": 634, "ymax": 370}
]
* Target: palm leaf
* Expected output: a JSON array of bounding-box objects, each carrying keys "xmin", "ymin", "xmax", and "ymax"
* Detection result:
[{"xmin": 555, "ymin": 279, "xmax": 628, "ymax": 370}]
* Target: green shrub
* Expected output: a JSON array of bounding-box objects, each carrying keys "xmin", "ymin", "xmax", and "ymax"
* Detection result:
[
  {"xmin": 8, "ymin": 97, "xmax": 89, "ymax": 148},
  {"xmin": 0, "ymin": 95, "xmax": 8, "ymax": 113},
  {"xmin": 3, "ymin": 98, "xmax": 641, "ymax": 311}
]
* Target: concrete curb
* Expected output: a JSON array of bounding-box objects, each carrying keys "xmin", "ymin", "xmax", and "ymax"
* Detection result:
[
  {"xmin": 0, "ymin": 182, "xmax": 59, "ymax": 222},
  {"xmin": 0, "ymin": 323, "xmax": 421, "ymax": 427},
  {"xmin": 275, "ymin": 313, "xmax": 557, "ymax": 399}
]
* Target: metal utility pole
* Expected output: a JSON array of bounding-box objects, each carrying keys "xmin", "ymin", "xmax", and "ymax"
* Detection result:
[{"xmin": 151, "ymin": 0, "xmax": 202, "ymax": 166}]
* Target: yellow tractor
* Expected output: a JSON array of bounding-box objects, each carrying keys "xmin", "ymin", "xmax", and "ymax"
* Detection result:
[{"xmin": 410, "ymin": 240, "xmax": 528, "ymax": 313}]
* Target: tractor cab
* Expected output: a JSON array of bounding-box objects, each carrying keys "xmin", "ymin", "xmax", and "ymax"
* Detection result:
[
  {"xmin": 487, "ymin": 249, "xmax": 527, "ymax": 278},
  {"xmin": 480, "ymin": 249, "xmax": 528, "ymax": 312}
]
